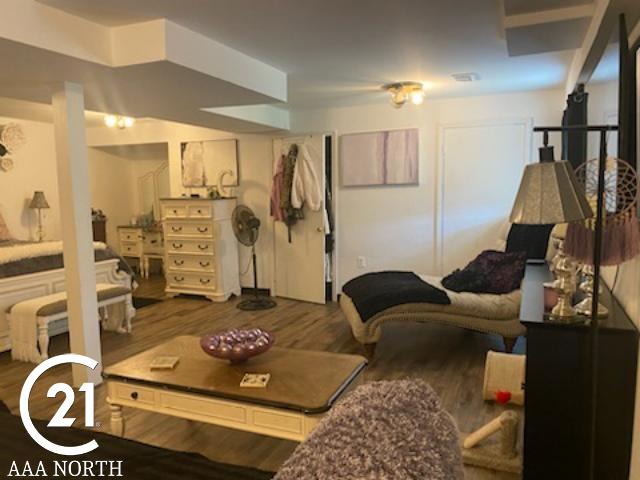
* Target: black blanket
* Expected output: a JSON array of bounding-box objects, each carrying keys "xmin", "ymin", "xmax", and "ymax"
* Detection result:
[
  {"xmin": 0, "ymin": 405, "xmax": 273, "ymax": 480},
  {"xmin": 342, "ymin": 271, "xmax": 450, "ymax": 323}
]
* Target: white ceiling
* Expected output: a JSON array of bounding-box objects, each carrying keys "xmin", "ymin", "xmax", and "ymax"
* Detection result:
[{"xmin": 39, "ymin": 0, "xmax": 589, "ymax": 108}]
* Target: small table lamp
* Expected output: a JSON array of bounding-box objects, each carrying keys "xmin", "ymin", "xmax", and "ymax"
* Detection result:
[
  {"xmin": 509, "ymin": 145, "xmax": 593, "ymax": 319},
  {"xmin": 29, "ymin": 191, "xmax": 50, "ymax": 242}
]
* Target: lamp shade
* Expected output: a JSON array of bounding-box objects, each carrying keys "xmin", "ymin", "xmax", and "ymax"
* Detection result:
[
  {"xmin": 29, "ymin": 191, "xmax": 50, "ymax": 210},
  {"xmin": 509, "ymin": 160, "xmax": 593, "ymax": 225}
]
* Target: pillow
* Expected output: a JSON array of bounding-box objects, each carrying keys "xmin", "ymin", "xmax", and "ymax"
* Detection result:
[
  {"xmin": 0, "ymin": 210, "xmax": 12, "ymax": 241},
  {"xmin": 494, "ymin": 220, "xmax": 511, "ymax": 252},
  {"xmin": 505, "ymin": 224, "xmax": 553, "ymax": 260},
  {"xmin": 442, "ymin": 250, "xmax": 527, "ymax": 294}
]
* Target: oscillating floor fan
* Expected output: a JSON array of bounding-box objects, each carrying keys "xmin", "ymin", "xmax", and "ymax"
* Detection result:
[{"xmin": 232, "ymin": 205, "xmax": 276, "ymax": 311}]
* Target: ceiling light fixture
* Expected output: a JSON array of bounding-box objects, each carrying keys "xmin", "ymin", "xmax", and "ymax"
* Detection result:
[
  {"xmin": 382, "ymin": 82, "xmax": 425, "ymax": 109},
  {"xmin": 104, "ymin": 115, "xmax": 135, "ymax": 129}
]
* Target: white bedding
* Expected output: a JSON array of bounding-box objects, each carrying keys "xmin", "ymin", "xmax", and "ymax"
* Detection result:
[{"xmin": 0, "ymin": 241, "xmax": 107, "ymax": 265}]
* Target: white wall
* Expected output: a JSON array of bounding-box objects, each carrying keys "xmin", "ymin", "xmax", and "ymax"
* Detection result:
[
  {"xmin": 88, "ymin": 143, "xmax": 169, "ymax": 249},
  {"xmin": 87, "ymin": 147, "xmax": 135, "ymax": 249},
  {"xmin": 0, "ymin": 116, "xmax": 168, "ymax": 251},
  {"xmin": 293, "ymin": 88, "xmax": 566, "ymax": 289},
  {"xmin": 86, "ymin": 121, "xmax": 274, "ymax": 289},
  {"xmin": 0, "ymin": 117, "xmax": 61, "ymax": 241}
]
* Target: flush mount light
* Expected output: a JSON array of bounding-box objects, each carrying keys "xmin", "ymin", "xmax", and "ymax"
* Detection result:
[
  {"xmin": 104, "ymin": 115, "xmax": 135, "ymax": 129},
  {"xmin": 382, "ymin": 82, "xmax": 425, "ymax": 109}
]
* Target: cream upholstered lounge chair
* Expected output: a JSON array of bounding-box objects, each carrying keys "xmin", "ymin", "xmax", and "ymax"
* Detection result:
[
  {"xmin": 340, "ymin": 283, "xmax": 525, "ymax": 354},
  {"xmin": 340, "ymin": 221, "xmax": 551, "ymax": 354}
]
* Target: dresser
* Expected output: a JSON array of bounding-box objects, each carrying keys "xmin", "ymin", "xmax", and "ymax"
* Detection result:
[
  {"xmin": 520, "ymin": 263, "xmax": 638, "ymax": 479},
  {"xmin": 118, "ymin": 226, "xmax": 164, "ymax": 278},
  {"xmin": 160, "ymin": 198, "xmax": 240, "ymax": 302}
]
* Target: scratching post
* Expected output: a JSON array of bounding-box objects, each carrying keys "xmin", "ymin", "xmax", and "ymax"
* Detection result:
[
  {"xmin": 482, "ymin": 351, "xmax": 525, "ymax": 406},
  {"xmin": 461, "ymin": 411, "xmax": 522, "ymax": 473},
  {"xmin": 461, "ymin": 350, "xmax": 525, "ymax": 473}
]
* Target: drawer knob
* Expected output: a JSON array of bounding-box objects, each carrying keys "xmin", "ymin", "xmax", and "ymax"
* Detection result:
[
  {"xmin": 174, "ymin": 259, "xmax": 184, "ymax": 266},
  {"xmin": 197, "ymin": 227, "xmax": 208, "ymax": 233},
  {"xmin": 198, "ymin": 244, "xmax": 208, "ymax": 250},
  {"xmin": 174, "ymin": 276, "xmax": 184, "ymax": 282},
  {"xmin": 200, "ymin": 278, "xmax": 211, "ymax": 284},
  {"xmin": 197, "ymin": 209, "xmax": 203, "ymax": 214},
  {"xmin": 173, "ymin": 209, "xmax": 178, "ymax": 214},
  {"xmin": 199, "ymin": 261, "xmax": 210, "ymax": 267},
  {"xmin": 172, "ymin": 226, "xmax": 183, "ymax": 232},
  {"xmin": 173, "ymin": 243, "xmax": 183, "ymax": 249},
  {"xmin": 131, "ymin": 392, "xmax": 138, "ymax": 400}
]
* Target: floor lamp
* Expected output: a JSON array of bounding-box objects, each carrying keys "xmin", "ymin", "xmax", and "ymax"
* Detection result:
[{"xmin": 510, "ymin": 124, "xmax": 618, "ymax": 480}]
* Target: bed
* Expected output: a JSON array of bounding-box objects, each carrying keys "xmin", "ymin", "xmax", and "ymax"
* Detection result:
[
  {"xmin": 340, "ymin": 274, "xmax": 525, "ymax": 353},
  {"xmin": 0, "ymin": 241, "xmax": 135, "ymax": 353},
  {"xmin": 0, "ymin": 401, "xmax": 274, "ymax": 480}
]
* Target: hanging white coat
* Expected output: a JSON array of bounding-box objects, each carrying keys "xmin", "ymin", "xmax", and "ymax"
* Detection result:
[{"xmin": 291, "ymin": 143, "xmax": 322, "ymax": 211}]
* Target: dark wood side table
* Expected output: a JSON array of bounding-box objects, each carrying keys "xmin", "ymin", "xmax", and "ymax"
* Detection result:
[
  {"xmin": 92, "ymin": 219, "xmax": 107, "ymax": 243},
  {"xmin": 520, "ymin": 262, "xmax": 638, "ymax": 479}
]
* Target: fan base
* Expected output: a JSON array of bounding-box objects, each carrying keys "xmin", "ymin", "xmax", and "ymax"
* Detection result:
[{"xmin": 237, "ymin": 297, "xmax": 277, "ymax": 311}]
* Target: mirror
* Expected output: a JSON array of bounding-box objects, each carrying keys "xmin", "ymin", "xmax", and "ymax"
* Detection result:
[
  {"xmin": 138, "ymin": 161, "xmax": 170, "ymax": 221},
  {"xmin": 181, "ymin": 139, "xmax": 239, "ymax": 188},
  {"xmin": 140, "ymin": 174, "xmax": 155, "ymax": 216}
]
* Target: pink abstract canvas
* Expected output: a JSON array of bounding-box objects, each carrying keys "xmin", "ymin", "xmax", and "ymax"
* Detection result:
[{"xmin": 340, "ymin": 128, "xmax": 419, "ymax": 186}]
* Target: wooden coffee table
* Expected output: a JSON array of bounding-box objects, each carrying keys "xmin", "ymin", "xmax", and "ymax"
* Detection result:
[{"xmin": 103, "ymin": 336, "xmax": 367, "ymax": 442}]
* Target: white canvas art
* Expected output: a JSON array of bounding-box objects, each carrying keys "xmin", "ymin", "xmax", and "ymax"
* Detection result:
[
  {"xmin": 340, "ymin": 128, "xmax": 419, "ymax": 186},
  {"xmin": 181, "ymin": 139, "xmax": 238, "ymax": 188}
]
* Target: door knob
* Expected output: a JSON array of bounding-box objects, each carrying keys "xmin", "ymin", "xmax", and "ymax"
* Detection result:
[{"xmin": 316, "ymin": 227, "xmax": 324, "ymax": 233}]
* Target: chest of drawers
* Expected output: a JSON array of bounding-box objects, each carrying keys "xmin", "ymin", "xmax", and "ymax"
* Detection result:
[
  {"xmin": 118, "ymin": 226, "xmax": 144, "ymax": 262},
  {"xmin": 161, "ymin": 198, "xmax": 240, "ymax": 302},
  {"xmin": 118, "ymin": 227, "xmax": 164, "ymax": 277}
]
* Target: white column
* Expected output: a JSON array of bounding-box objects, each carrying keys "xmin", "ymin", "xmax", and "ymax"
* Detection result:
[{"xmin": 52, "ymin": 82, "xmax": 102, "ymax": 386}]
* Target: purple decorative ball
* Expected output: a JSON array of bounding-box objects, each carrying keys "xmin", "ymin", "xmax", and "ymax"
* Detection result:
[{"xmin": 200, "ymin": 328, "xmax": 274, "ymax": 363}]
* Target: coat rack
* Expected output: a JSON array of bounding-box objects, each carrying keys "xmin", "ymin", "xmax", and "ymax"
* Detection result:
[{"xmin": 533, "ymin": 124, "xmax": 619, "ymax": 479}]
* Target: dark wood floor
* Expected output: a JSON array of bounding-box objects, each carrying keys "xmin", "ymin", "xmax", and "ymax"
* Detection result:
[{"xmin": 0, "ymin": 276, "xmax": 523, "ymax": 479}]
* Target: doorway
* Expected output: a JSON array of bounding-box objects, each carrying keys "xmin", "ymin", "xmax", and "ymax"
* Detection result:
[{"xmin": 272, "ymin": 134, "xmax": 335, "ymax": 304}]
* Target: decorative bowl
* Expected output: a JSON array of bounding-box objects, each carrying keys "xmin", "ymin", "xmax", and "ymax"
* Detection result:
[{"xmin": 200, "ymin": 328, "xmax": 274, "ymax": 363}]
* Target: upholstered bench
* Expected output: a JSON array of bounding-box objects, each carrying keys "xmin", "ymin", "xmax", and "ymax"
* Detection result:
[{"xmin": 9, "ymin": 283, "xmax": 134, "ymax": 362}]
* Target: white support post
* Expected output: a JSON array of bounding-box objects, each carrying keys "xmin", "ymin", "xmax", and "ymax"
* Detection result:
[{"xmin": 52, "ymin": 82, "xmax": 102, "ymax": 387}]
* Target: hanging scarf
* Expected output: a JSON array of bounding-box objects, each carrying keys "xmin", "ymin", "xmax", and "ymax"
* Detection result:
[{"xmin": 280, "ymin": 144, "xmax": 304, "ymax": 242}]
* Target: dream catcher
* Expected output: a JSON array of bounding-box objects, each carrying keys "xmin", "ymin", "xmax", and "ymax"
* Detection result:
[
  {"xmin": 565, "ymin": 156, "xmax": 639, "ymax": 265},
  {"xmin": 564, "ymin": 156, "xmax": 639, "ymax": 316}
]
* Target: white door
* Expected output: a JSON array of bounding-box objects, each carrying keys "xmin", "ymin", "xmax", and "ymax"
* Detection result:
[
  {"xmin": 273, "ymin": 135, "xmax": 326, "ymax": 304},
  {"xmin": 438, "ymin": 120, "xmax": 532, "ymax": 274}
]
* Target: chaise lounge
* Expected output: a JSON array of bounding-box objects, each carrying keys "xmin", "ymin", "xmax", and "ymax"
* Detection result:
[
  {"xmin": 340, "ymin": 274, "xmax": 525, "ymax": 353},
  {"xmin": 340, "ymin": 223, "xmax": 554, "ymax": 353}
]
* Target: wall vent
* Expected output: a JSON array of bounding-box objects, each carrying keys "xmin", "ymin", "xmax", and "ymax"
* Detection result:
[{"xmin": 452, "ymin": 72, "xmax": 480, "ymax": 82}]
